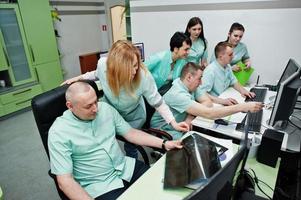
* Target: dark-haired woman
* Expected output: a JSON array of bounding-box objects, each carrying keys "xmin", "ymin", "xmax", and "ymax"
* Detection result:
[{"xmin": 185, "ymin": 17, "xmax": 208, "ymax": 68}]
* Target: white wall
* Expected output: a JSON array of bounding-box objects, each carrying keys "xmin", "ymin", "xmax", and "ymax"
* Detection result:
[
  {"xmin": 130, "ymin": 0, "xmax": 301, "ymax": 84},
  {"xmin": 50, "ymin": 0, "xmax": 109, "ymax": 79}
]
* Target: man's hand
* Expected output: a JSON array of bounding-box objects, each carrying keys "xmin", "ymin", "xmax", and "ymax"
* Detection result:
[
  {"xmin": 232, "ymin": 65, "xmax": 241, "ymax": 72},
  {"xmin": 61, "ymin": 75, "xmax": 82, "ymax": 86},
  {"xmin": 241, "ymin": 90, "xmax": 255, "ymax": 99},
  {"xmin": 170, "ymin": 120, "xmax": 189, "ymax": 132},
  {"xmin": 164, "ymin": 140, "xmax": 183, "ymax": 151},
  {"xmin": 244, "ymin": 102, "xmax": 264, "ymax": 113},
  {"xmin": 221, "ymin": 98, "xmax": 238, "ymax": 106}
]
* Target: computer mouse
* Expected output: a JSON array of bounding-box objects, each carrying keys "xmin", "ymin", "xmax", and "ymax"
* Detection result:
[{"xmin": 214, "ymin": 119, "xmax": 229, "ymax": 126}]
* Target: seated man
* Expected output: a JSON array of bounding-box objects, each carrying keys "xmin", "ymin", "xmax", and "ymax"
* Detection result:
[
  {"xmin": 144, "ymin": 31, "xmax": 191, "ymax": 95},
  {"xmin": 48, "ymin": 82, "xmax": 182, "ymax": 200},
  {"xmin": 151, "ymin": 62, "xmax": 263, "ymax": 139},
  {"xmin": 197, "ymin": 41, "xmax": 255, "ymax": 102}
]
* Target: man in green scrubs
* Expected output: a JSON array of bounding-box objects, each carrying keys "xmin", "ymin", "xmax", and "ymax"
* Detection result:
[
  {"xmin": 144, "ymin": 32, "xmax": 191, "ymax": 95},
  {"xmin": 151, "ymin": 62, "xmax": 263, "ymax": 139},
  {"xmin": 48, "ymin": 82, "xmax": 182, "ymax": 200},
  {"xmin": 197, "ymin": 42, "xmax": 255, "ymax": 103}
]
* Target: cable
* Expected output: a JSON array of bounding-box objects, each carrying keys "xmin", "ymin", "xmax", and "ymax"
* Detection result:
[
  {"xmin": 291, "ymin": 114, "xmax": 301, "ymax": 121},
  {"xmin": 288, "ymin": 119, "xmax": 301, "ymax": 130},
  {"xmin": 249, "ymin": 168, "xmax": 273, "ymax": 200}
]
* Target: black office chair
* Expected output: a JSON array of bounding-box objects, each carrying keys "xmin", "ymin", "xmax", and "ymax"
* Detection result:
[
  {"xmin": 141, "ymin": 98, "xmax": 173, "ymax": 160},
  {"xmin": 31, "ymin": 80, "xmax": 151, "ymax": 200}
]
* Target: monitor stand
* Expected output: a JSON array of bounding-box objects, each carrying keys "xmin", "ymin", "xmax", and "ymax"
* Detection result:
[
  {"xmin": 273, "ymin": 120, "xmax": 301, "ymax": 152},
  {"xmin": 286, "ymin": 131, "xmax": 301, "ymax": 152}
]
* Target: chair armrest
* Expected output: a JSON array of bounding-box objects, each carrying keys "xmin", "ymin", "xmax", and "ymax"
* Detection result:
[{"xmin": 142, "ymin": 128, "xmax": 173, "ymax": 141}]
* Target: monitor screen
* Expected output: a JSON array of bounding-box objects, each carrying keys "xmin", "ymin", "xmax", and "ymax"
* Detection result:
[
  {"xmin": 133, "ymin": 42, "xmax": 145, "ymax": 61},
  {"xmin": 277, "ymin": 59, "xmax": 300, "ymax": 88},
  {"xmin": 269, "ymin": 67, "xmax": 301, "ymax": 128}
]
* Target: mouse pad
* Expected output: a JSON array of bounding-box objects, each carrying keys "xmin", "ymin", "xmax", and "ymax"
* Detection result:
[{"xmin": 164, "ymin": 133, "xmax": 226, "ymax": 189}]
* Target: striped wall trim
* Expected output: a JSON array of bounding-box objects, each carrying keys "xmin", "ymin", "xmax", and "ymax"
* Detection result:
[
  {"xmin": 50, "ymin": 1, "xmax": 104, "ymax": 7},
  {"xmin": 57, "ymin": 10, "xmax": 105, "ymax": 15},
  {"xmin": 131, "ymin": 1, "xmax": 301, "ymax": 12}
]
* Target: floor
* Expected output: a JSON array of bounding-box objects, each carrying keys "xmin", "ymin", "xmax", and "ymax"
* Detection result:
[
  {"xmin": 0, "ymin": 110, "xmax": 156, "ymax": 200},
  {"xmin": 0, "ymin": 110, "xmax": 60, "ymax": 200}
]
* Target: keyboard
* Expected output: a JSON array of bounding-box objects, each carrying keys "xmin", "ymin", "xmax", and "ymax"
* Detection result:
[
  {"xmin": 236, "ymin": 110, "xmax": 263, "ymax": 133},
  {"xmin": 245, "ymin": 87, "xmax": 267, "ymax": 102}
]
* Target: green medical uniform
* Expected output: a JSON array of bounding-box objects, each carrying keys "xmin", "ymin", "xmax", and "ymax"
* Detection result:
[
  {"xmin": 48, "ymin": 102, "xmax": 135, "ymax": 198},
  {"xmin": 144, "ymin": 50, "xmax": 187, "ymax": 90},
  {"xmin": 187, "ymin": 38, "xmax": 208, "ymax": 64},
  {"xmin": 197, "ymin": 60, "xmax": 237, "ymax": 97},
  {"xmin": 97, "ymin": 57, "xmax": 164, "ymax": 129},
  {"xmin": 151, "ymin": 78, "xmax": 195, "ymax": 139}
]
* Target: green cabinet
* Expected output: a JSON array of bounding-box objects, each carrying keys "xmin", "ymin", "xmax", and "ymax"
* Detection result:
[
  {"xmin": 18, "ymin": 0, "xmax": 59, "ymax": 65},
  {"xmin": 35, "ymin": 60, "xmax": 63, "ymax": 92},
  {"xmin": 0, "ymin": 4, "xmax": 36, "ymax": 86},
  {"xmin": 0, "ymin": 1, "xmax": 63, "ymax": 118}
]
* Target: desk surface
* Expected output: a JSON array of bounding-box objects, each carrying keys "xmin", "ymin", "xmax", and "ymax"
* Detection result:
[{"xmin": 118, "ymin": 132, "xmax": 279, "ymax": 200}]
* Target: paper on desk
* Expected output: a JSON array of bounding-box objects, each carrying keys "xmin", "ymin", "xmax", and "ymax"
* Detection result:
[
  {"xmin": 223, "ymin": 112, "xmax": 246, "ymax": 123},
  {"xmin": 218, "ymin": 87, "xmax": 245, "ymax": 103}
]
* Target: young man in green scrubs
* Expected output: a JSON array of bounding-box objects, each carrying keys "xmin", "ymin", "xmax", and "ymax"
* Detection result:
[
  {"xmin": 144, "ymin": 31, "xmax": 191, "ymax": 95},
  {"xmin": 197, "ymin": 42, "xmax": 255, "ymax": 103},
  {"xmin": 48, "ymin": 82, "xmax": 182, "ymax": 200},
  {"xmin": 151, "ymin": 62, "xmax": 263, "ymax": 139}
]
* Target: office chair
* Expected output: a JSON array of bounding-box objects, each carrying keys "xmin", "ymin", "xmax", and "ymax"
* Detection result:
[
  {"xmin": 31, "ymin": 80, "xmax": 151, "ymax": 200},
  {"xmin": 141, "ymin": 98, "xmax": 173, "ymax": 160}
]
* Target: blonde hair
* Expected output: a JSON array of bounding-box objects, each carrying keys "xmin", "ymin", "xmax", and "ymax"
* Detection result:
[{"xmin": 107, "ymin": 40, "xmax": 146, "ymax": 96}]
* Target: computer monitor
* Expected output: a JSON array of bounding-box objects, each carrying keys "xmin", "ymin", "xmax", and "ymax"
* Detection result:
[
  {"xmin": 133, "ymin": 42, "xmax": 145, "ymax": 61},
  {"xmin": 268, "ymin": 67, "xmax": 301, "ymax": 129},
  {"xmin": 276, "ymin": 59, "xmax": 301, "ymax": 90}
]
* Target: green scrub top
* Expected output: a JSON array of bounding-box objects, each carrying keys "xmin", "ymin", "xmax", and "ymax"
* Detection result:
[
  {"xmin": 151, "ymin": 78, "xmax": 195, "ymax": 139},
  {"xmin": 187, "ymin": 38, "xmax": 208, "ymax": 64},
  {"xmin": 96, "ymin": 57, "xmax": 164, "ymax": 128},
  {"xmin": 144, "ymin": 50, "xmax": 187, "ymax": 89},
  {"xmin": 210, "ymin": 42, "xmax": 250, "ymax": 65},
  {"xmin": 48, "ymin": 102, "xmax": 135, "ymax": 198},
  {"xmin": 197, "ymin": 60, "xmax": 237, "ymax": 97}
]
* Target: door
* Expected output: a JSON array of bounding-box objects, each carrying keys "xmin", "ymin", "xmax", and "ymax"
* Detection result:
[
  {"xmin": 110, "ymin": 5, "xmax": 126, "ymax": 43},
  {"xmin": 0, "ymin": 4, "xmax": 35, "ymax": 86},
  {"xmin": 18, "ymin": 0, "xmax": 59, "ymax": 65},
  {"xmin": 0, "ymin": 29, "xmax": 9, "ymax": 71}
]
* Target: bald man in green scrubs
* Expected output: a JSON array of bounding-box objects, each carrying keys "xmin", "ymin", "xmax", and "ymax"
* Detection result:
[{"xmin": 48, "ymin": 82, "xmax": 182, "ymax": 200}]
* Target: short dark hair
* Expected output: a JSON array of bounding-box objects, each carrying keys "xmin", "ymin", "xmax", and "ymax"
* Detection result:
[
  {"xmin": 180, "ymin": 62, "xmax": 203, "ymax": 80},
  {"xmin": 170, "ymin": 32, "xmax": 192, "ymax": 52},
  {"xmin": 214, "ymin": 42, "xmax": 233, "ymax": 58}
]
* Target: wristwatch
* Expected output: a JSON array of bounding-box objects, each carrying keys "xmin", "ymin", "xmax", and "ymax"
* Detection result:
[{"xmin": 162, "ymin": 139, "xmax": 167, "ymax": 151}]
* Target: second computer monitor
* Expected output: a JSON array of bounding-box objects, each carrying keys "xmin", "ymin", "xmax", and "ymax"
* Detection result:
[
  {"xmin": 268, "ymin": 62, "xmax": 301, "ymax": 128},
  {"xmin": 277, "ymin": 59, "xmax": 301, "ymax": 88}
]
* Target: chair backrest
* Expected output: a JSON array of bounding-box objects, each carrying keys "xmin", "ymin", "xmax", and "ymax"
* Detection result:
[
  {"xmin": 31, "ymin": 80, "xmax": 101, "ymax": 200},
  {"xmin": 31, "ymin": 84, "xmax": 68, "ymax": 159}
]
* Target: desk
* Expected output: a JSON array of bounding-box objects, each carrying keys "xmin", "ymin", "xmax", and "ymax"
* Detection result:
[
  {"xmin": 118, "ymin": 132, "xmax": 279, "ymax": 200},
  {"xmin": 191, "ymin": 87, "xmax": 292, "ymax": 150}
]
